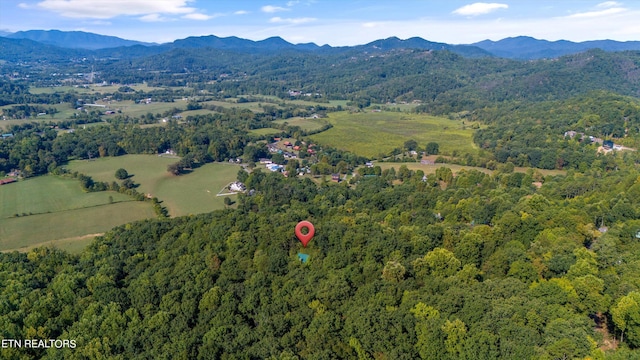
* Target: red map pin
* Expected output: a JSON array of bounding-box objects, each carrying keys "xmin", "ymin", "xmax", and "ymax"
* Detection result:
[{"xmin": 295, "ymin": 221, "xmax": 315, "ymax": 247}]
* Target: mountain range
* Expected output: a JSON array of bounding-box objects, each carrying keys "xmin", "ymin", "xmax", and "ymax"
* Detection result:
[{"xmin": 2, "ymin": 29, "xmax": 640, "ymax": 60}]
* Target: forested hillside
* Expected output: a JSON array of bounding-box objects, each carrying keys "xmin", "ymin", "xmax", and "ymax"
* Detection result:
[{"xmin": 2, "ymin": 163, "xmax": 640, "ymax": 358}]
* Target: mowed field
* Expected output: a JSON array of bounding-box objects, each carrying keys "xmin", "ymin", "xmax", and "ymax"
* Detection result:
[
  {"xmin": 310, "ymin": 111, "xmax": 478, "ymax": 158},
  {"xmin": 67, "ymin": 155, "xmax": 241, "ymax": 217},
  {"xmin": 249, "ymin": 117, "xmax": 329, "ymax": 136},
  {"xmin": 273, "ymin": 117, "xmax": 328, "ymax": 132},
  {"xmin": 0, "ymin": 176, "xmax": 154, "ymax": 252}
]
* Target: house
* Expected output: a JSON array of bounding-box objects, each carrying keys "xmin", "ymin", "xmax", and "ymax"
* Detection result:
[
  {"xmin": 365, "ymin": 162, "xmax": 374, "ymax": 168},
  {"xmin": 230, "ymin": 182, "xmax": 246, "ymax": 192},
  {"xmin": 266, "ymin": 164, "xmax": 283, "ymax": 172},
  {"xmin": 1, "ymin": 133, "xmax": 14, "ymax": 139},
  {"xmin": 293, "ymin": 146, "xmax": 300, "ymax": 151},
  {"xmin": 603, "ymin": 140, "xmax": 614, "ymax": 150},
  {"xmin": 564, "ymin": 131, "xmax": 578, "ymax": 138},
  {"xmin": 331, "ymin": 174, "xmax": 340, "ymax": 182}
]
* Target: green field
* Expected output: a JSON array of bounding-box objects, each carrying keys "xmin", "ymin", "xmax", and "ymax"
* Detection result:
[
  {"xmin": 102, "ymin": 100, "xmax": 186, "ymax": 118},
  {"xmin": 0, "ymin": 176, "xmax": 154, "ymax": 252},
  {"xmin": 67, "ymin": 155, "xmax": 241, "ymax": 216},
  {"xmin": 0, "ymin": 103, "xmax": 84, "ymax": 130},
  {"xmin": 202, "ymin": 99, "xmax": 266, "ymax": 112},
  {"xmin": 250, "ymin": 128, "xmax": 282, "ymax": 136},
  {"xmin": 310, "ymin": 111, "xmax": 478, "ymax": 158},
  {"xmin": 273, "ymin": 117, "xmax": 328, "ymax": 132}
]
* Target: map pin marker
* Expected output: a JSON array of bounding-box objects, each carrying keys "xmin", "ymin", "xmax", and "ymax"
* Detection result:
[{"xmin": 295, "ymin": 221, "xmax": 315, "ymax": 247}]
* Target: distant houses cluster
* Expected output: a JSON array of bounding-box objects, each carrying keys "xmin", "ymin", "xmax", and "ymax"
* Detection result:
[{"xmin": 564, "ymin": 130, "xmax": 624, "ymax": 151}]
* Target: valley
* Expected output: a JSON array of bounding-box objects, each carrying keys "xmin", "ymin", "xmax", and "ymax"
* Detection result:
[{"xmin": 1, "ymin": 23, "xmax": 640, "ymax": 359}]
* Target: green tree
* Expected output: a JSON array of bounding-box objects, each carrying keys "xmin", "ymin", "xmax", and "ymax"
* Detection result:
[
  {"xmin": 425, "ymin": 142, "xmax": 439, "ymax": 155},
  {"xmin": 612, "ymin": 292, "xmax": 640, "ymax": 345},
  {"xmin": 404, "ymin": 139, "xmax": 418, "ymax": 151},
  {"xmin": 115, "ymin": 168, "xmax": 129, "ymax": 180}
]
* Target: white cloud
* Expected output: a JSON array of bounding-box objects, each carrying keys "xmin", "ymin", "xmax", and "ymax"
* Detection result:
[
  {"xmin": 18, "ymin": 3, "xmax": 30, "ymax": 9},
  {"xmin": 597, "ymin": 1, "xmax": 622, "ymax": 8},
  {"xmin": 234, "ymin": 10, "xmax": 249, "ymax": 15},
  {"xmin": 139, "ymin": 14, "xmax": 168, "ymax": 22},
  {"xmin": 286, "ymin": 1, "xmax": 300, "ymax": 6},
  {"xmin": 566, "ymin": 7, "xmax": 626, "ymax": 18},
  {"xmin": 452, "ymin": 3, "xmax": 508, "ymax": 16},
  {"xmin": 261, "ymin": 5, "xmax": 289, "ymax": 13},
  {"xmin": 36, "ymin": 0, "xmax": 196, "ymax": 19},
  {"xmin": 269, "ymin": 17, "xmax": 316, "ymax": 24},
  {"xmin": 183, "ymin": 13, "xmax": 214, "ymax": 21}
]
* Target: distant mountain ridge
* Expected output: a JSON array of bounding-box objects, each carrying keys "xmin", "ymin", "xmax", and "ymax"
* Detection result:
[
  {"xmin": 6, "ymin": 30, "xmax": 155, "ymax": 50},
  {"xmin": 2, "ymin": 29, "xmax": 640, "ymax": 59},
  {"xmin": 473, "ymin": 36, "xmax": 640, "ymax": 59}
]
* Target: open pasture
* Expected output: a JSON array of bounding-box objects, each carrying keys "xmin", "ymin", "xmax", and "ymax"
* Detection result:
[
  {"xmin": 202, "ymin": 99, "xmax": 266, "ymax": 112},
  {"xmin": 0, "ymin": 202, "xmax": 154, "ymax": 252},
  {"xmin": 0, "ymin": 103, "xmax": 81, "ymax": 129},
  {"xmin": 0, "ymin": 176, "xmax": 154, "ymax": 252},
  {"xmin": 273, "ymin": 117, "xmax": 328, "ymax": 132},
  {"xmin": 67, "ymin": 155, "xmax": 241, "ymax": 216},
  {"xmin": 0, "ymin": 175, "xmax": 133, "ymax": 218},
  {"xmin": 100, "ymin": 100, "xmax": 186, "ymax": 118},
  {"xmin": 310, "ymin": 111, "xmax": 477, "ymax": 158},
  {"xmin": 250, "ymin": 128, "xmax": 282, "ymax": 136}
]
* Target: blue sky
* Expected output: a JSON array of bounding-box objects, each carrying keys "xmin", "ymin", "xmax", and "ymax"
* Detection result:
[{"xmin": 1, "ymin": 0, "xmax": 639, "ymax": 45}]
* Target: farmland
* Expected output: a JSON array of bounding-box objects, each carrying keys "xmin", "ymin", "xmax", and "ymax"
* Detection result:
[
  {"xmin": 66, "ymin": 155, "xmax": 242, "ymax": 216},
  {"xmin": 0, "ymin": 176, "xmax": 154, "ymax": 252},
  {"xmin": 273, "ymin": 117, "xmax": 328, "ymax": 132},
  {"xmin": 310, "ymin": 111, "xmax": 479, "ymax": 158}
]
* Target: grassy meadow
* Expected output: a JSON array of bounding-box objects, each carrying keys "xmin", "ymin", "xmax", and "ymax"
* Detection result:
[
  {"xmin": 273, "ymin": 117, "xmax": 328, "ymax": 132},
  {"xmin": 67, "ymin": 155, "xmax": 241, "ymax": 216},
  {"xmin": 0, "ymin": 176, "xmax": 154, "ymax": 252},
  {"xmin": 310, "ymin": 111, "xmax": 478, "ymax": 158},
  {"xmin": 250, "ymin": 128, "xmax": 282, "ymax": 136}
]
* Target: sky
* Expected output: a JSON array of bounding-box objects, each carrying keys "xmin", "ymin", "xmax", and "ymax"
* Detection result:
[{"xmin": 1, "ymin": 0, "xmax": 639, "ymax": 45}]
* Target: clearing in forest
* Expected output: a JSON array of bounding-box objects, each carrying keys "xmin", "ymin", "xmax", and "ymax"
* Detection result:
[{"xmin": 310, "ymin": 111, "xmax": 478, "ymax": 158}]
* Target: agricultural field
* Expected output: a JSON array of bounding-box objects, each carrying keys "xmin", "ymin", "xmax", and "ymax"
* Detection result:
[
  {"xmin": 249, "ymin": 128, "xmax": 282, "ymax": 136},
  {"xmin": 0, "ymin": 103, "xmax": 83, "ymax": 130},
  {"xmin": 98, "ymin": 99, "xmax": 186, "ymax": 118},
  {"xmin": 310, "ymin": 111, "xmax": 479, "ymax": 158},
  {"xmin": 202, "ymin": 99, "xmax": 266, "ymax": 112},
  {"xmin": 273, "ymin": 117, "xmax": 328, "ymax": 132},
  {"xmin": 67, "ymin": 155, "xmax": 242, "ymax": 216},
  {"xmin": 0, "ymin": 176, "xmax": 154, "ymax": 252},
  {"xmin": 248, "ymin": 117, "xmax": 328, "ymax": 136}
]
